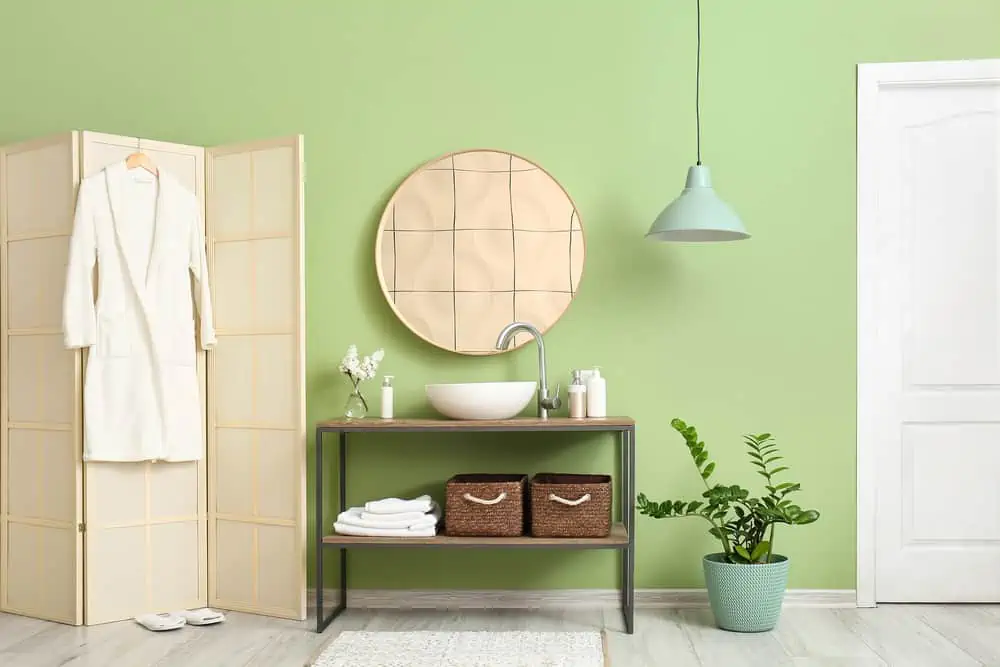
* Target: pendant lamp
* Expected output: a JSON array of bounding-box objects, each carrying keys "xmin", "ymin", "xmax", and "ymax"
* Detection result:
[{"xmin": 646, "ymin": 0, "xmax": 749, "ymax": 242}]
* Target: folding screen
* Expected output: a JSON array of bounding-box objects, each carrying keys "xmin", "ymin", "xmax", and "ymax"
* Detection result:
[
  {"xmin": 207, "ymin": 136, "xmax": 307, "ymax": 620},
  {"xmin": 0, "ymin": 134, "xmax": 83, "ymax": 624},
  {"xmin": 0, "ymin": 131, "xmax": 305, "ymax": 624}
]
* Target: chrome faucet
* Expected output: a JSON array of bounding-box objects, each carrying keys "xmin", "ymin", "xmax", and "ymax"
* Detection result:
[{"xmin": 495, "ymin": 321, "xmax": 562, "ymax": 419}]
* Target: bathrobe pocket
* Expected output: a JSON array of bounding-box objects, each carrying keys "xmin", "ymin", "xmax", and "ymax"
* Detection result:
[
  {"xmin": 96, "ymin": 313, "xmax": 132, "ymax": 358},
  {"xmin": 171, "ymin": 318, "xmax": 197, "ymax": 367}
]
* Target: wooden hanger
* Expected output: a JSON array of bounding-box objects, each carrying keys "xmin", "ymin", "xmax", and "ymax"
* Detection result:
[{"xmin": 125, "ymin": 152, "xmax": 158, "ymax": 176}]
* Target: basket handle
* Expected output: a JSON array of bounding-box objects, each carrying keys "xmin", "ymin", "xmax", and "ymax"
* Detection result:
[
  {"xmin": 548, "ymin": 493, "xmax": 591, "ymax": 506},
  {"xmin": 463, "ymin": 492, "xmax": 507, "ymax": 505}
]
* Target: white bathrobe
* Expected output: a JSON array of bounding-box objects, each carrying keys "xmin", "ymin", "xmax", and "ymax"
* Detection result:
[{"xmin": 63, "ymin": 161, "xmax": 215, "ymax": 462}]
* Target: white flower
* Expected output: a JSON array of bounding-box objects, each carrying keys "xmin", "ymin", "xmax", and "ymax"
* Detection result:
[
  {"xmin": 340, "ymin": 345, "xmax": 384, "ymax": 384},
  {"xmin": 338, "ymin": 345, "xmax": 359, "ymax": 374}
]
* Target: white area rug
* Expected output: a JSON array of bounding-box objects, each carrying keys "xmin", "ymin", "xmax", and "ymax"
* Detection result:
[{"xmin": 310, "ymin": 630, "xmax": 607, "ymax": 666}]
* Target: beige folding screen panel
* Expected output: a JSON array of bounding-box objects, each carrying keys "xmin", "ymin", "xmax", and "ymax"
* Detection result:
[
  {"xmin": 0, "ymin": 131, "xmax": 305, "ymax": 625},
  {"xmin": 207, "ymin": 137, "xmax": 307, "ymax": 620},
  {"xmin": 0, "ymin": 134, "xmax": 83, "ymax": 624},
  {"xmin": 78, "ymin": 132, "xmax": 208, "ymax": 624}
]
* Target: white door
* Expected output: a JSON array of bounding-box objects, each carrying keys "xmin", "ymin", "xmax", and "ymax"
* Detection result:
[{"xmin": 860, "ymin": 60, "xmax": 1000, "ymax": 602}]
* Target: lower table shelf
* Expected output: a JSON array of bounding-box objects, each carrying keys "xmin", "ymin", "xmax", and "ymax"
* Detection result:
[
  {"xmin": 322, "ymin": 523, "xmax": 629, "ymax": 549},
  {"xmin": 314, "ymin": 420, "xmax": 636, "ymax": 634}
]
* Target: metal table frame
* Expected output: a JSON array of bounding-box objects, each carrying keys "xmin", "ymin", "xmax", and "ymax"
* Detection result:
[{"xmin": 314, "ymin": 420, "xmax": 635, "ymax": 634}]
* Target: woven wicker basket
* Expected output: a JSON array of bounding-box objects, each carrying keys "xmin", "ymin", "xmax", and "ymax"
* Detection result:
[
  {"xmin": 445, "ymin": 474, "xmax": 527, "ymax": 537},
  {"xmin": 530, "ymin": 473, "xmax": 612, "ymax": 538}
]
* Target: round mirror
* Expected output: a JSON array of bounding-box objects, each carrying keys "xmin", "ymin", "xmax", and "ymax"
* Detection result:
[{"xmin": 375, "ymin": 149, "xmax": 584, "ymax": 354}]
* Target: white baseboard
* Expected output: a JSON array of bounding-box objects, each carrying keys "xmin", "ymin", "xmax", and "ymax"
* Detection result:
[
  {"xmin": 309, "ymin": 588, "xmax": 857, "ymax": 610},
  {"xmin": 635, "ymin": 589, "xmax": 857, "ymax": 609}
]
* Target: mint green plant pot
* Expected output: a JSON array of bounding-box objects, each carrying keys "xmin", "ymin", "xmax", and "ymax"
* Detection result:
[{"xmin": 703, "ymin": 553, "xmax": 790, "ymax": 632}]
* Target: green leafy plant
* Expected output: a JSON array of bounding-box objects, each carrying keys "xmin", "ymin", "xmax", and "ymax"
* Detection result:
[{"xmin": 637, "ymin": 418, "xmax": 819, "ymax": 564}]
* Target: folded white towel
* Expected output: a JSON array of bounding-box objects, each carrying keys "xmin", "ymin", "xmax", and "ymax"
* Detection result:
[
  {"xmin": 333, "ymin": 522, "xmax": 436, "ymax": 538},
  {"xmin": 336, "ymin": 506, "xmax": 441, "ymax": 530},
  {"xmin": 364, "ymin": 494, "xmax": 435, "ymax": 515},
  {"xmin": 359, "ymin": 509, "xmax": 430, "ymax": 522}
]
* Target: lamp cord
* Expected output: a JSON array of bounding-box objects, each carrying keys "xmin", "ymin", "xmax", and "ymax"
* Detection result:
[{"xmin": 695, "ymin": 0, "xmax": 702, "ymax": 166}]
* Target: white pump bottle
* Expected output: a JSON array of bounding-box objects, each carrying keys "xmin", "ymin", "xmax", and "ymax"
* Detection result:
[{"xmin": 586, "ymin": 367, "xmax": 606, "ymax": 418}]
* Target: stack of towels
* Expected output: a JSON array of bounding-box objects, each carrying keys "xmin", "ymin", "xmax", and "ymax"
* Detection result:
[{"xmin": 334, "ymin": 494, "xmax": 441, "ymax": 538}]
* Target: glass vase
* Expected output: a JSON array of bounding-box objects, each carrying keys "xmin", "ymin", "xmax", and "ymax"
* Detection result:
[{"xmin": 343, "ymin": 386, "xmax": 369, "ymax": 420}]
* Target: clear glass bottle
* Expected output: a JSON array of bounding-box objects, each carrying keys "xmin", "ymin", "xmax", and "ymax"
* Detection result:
[{"xmin": 569, "ymin": 370, "xmax": 587, "ymax": 419}]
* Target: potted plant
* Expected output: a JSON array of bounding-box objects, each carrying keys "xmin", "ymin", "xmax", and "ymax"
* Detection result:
[{"xmin": 637, "ymin": 418, "xmax": 819, "ymax": 632}]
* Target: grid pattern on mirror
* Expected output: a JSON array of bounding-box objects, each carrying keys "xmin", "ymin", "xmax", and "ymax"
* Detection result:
[{"xmin": 378, "ymin": 150, "xmax": 584, "ymax": 354}]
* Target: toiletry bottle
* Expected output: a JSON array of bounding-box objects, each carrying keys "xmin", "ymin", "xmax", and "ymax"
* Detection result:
[
  {"xmin": 586, "ymin": 367, "xmax": 606, "ymax": 418},
  {"xmin": 569, "ymin": 370, "xmax": 587, "ymax": 419},
  {"xmin": 380, "ymin": 376, "xmax": 394, "ymax": 419}
]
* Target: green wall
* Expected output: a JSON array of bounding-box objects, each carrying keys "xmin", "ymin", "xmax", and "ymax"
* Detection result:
[{"xmin": 1, "ymin": 0, "xmax": 998, "ymax": 591}]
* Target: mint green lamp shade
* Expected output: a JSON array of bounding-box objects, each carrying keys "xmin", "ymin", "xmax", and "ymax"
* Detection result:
[{"xmin": 646, "ymin": 165, "xmax": 750, "ymax": 242}]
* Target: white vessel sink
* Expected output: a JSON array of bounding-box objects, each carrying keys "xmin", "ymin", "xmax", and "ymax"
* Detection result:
[{"xmin": 426, "ymin": 381, "xmax": 537, "ymax": 420}]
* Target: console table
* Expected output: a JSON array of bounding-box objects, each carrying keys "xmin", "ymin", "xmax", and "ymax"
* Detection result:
[{"xmin": 313, "ymin": 417, "xmax": 636, "ymax": 634}]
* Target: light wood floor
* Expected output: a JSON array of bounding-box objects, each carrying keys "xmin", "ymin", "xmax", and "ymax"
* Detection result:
[{"xmin": 1, "ymin": 605, "xmax": 999, "ymax": 666}]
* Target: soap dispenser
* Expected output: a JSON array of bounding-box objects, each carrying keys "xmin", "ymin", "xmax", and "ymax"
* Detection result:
[
  {"xmin": 380, "ymin": 376, "xmax": 394, "ymax": 419},
  {"xmin": 586, "ymin": 367, "xmax": 606, "ymax": 418}
]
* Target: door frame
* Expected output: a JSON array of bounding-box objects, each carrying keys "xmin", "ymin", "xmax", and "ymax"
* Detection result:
[{"xmin": 856, "ymin": 58, "xmax": 1000, "ymax": 608}]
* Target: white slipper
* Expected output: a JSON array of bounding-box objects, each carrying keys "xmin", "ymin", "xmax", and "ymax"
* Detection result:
[
  {"xmin": 135, "ymin": 612, "xmax": 186, "ymax": 632},
  {"xmin": 180, "ymin": 607, "xmax": 226, "ymax": 626}
]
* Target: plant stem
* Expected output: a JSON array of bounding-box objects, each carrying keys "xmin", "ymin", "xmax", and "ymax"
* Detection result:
[
  {"xmin": 693, "ymin": 451, "xmax": 732, "ymax": 558},
  {"xmin": 714, "ymin": 518, "xmax": 732, "ymax": 557},
  {"xmin": 766, "ymin": 523, "xmax": 775, "ymax": 563},
  {"xmin": 660, "ymin": 512, "xmax": 731, "ymax": 556}
]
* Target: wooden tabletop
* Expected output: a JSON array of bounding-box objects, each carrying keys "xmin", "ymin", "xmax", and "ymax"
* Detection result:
[{"xmin": 315, "ymin": 417, "xmax": 635, "ymax": 431}]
